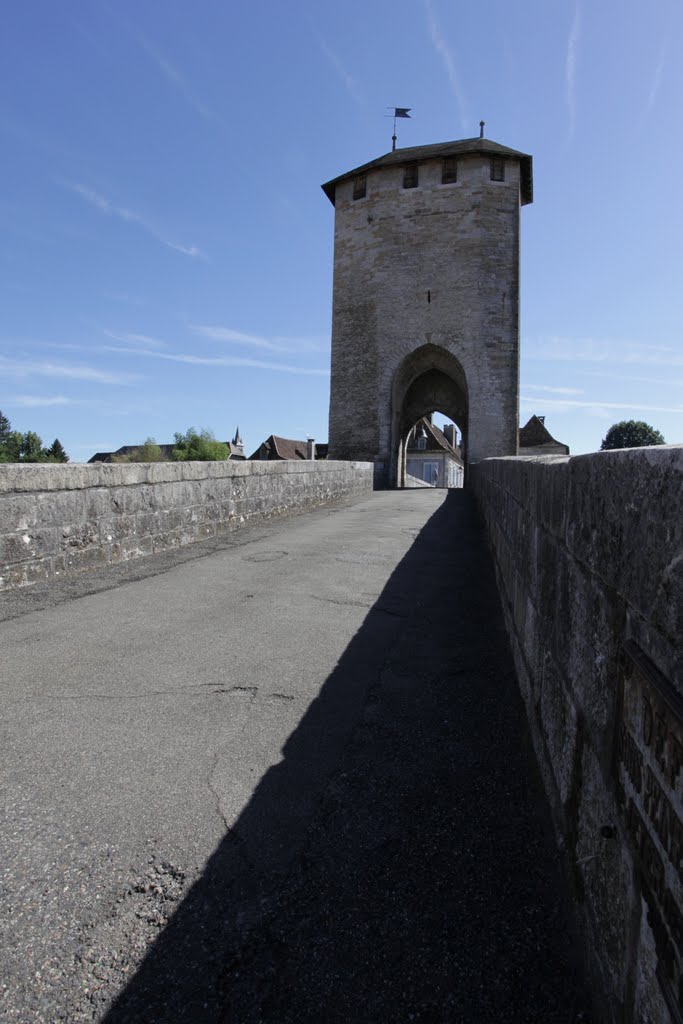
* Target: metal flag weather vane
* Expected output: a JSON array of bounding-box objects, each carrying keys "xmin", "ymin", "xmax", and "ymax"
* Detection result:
[{"xmin": 387, "ymin": 107, "xmax": 411, "ymax": 151}]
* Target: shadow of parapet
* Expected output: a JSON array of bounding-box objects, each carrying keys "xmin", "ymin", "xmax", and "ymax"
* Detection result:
[{"xmin": 104, "ymin": 491, "xmax": 589, "ymax": 1024}]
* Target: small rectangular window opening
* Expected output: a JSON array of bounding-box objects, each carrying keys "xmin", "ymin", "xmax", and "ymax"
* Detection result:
[
  {"xmin": 442, "ymin": 158, "xmax": 458, "ymax": 184},
  {"xmin": 490, "ymin": 157, "xmax": 505, "ymax": 182},
  {"xmin": 353, "ymin": 174, "xmax": 367, "ymax": 200},
  {"xmin": 403, "ymin": 163, "xmax": 418, "ymax": 189}
]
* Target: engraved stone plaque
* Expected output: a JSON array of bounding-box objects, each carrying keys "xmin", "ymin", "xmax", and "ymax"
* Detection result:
[{"xmin": 614, "ymin": 641, "xmax": 683, "ymax": 1022}]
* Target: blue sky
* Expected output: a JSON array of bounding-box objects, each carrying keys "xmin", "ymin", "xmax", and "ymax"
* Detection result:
[{"xmin": 1, "ymin": 0, "xmax": 681, "ymax": 461}]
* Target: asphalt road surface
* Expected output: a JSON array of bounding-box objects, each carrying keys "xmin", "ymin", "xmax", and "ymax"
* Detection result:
[{"xmin": 0, "ymin": 489, "xmax": 590, "ymax": 1022}]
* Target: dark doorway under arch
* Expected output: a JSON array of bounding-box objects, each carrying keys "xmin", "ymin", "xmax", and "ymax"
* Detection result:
[{"xmin": 390, "ymin": 345, "xmax": 469, "ymax": 488}]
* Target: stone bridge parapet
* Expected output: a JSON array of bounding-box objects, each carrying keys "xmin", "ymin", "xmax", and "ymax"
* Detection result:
[
  {"xmin": 0, "ymin": 460, "xmax": 373, "ymax": 591},
  {"xmin": 472, "ymin": 446, "xmax": 682, "ymax": 1023}
]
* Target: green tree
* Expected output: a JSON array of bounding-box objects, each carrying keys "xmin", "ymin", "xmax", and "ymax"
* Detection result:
[
  {"xmin": 2, "ymin": 431, "xmax": 23, "ymax": 462},
  {"xmin": 46, "ymin": 438, "xmax": 69, "ymax": 463},
  {"xmin": 0, "ymin": 410, "xmax": 11, "ymax": 450},
  {"xmin": 136, "ymin": 438, "xmax": 163, "ymax": 462},
  {"xmin": 600, "ymin": 420, "xmax": 665, "ymax": 451},
  {"xmin": 0, "ymin": 414, "xmax": 71, "ymax": 463},
  {"xmin": 19, "ymin": 431, "xmax": 47, "ymax": 462},
  {"xmin": 171, "ymin": 428, "xmax": 229, "ymax": 462},
  {"xmin": 111, "ymin": 438, "xmax": 164, "ymax": 463},
  {"xmin": 0, "ymin": 412, "xmax": 18, "ymax": 461}
]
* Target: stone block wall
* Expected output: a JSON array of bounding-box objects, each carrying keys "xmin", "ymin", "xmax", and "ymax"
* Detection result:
[
  {"xmin": 472, "ymin": 447, "xmax": 682, "ymax": 1022},
  {"xmin": 328, "ymin": 152, "xmax": 524, "ymax": 475},
  {"xmin": 0, "ymin": 460, "xmax": 373, "ymax": 591}
]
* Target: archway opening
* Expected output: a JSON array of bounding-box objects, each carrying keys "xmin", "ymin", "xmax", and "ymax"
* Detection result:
[
  {"xmin": 403, "ymin": 412, "xmax": 464, "ymax": 489},
  {"xmin": 390, "ymin": 345, "xmax": 469, "ymax": 488}
]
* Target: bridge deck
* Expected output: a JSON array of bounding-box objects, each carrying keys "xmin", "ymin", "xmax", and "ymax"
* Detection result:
[{"xmin": 0, "ymin": 490, "xmax": 589, "ymax": 1022}]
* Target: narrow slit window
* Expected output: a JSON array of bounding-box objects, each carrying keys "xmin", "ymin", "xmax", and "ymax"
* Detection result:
[
  {"xmin": 403, "ymin": 163, "xmax": 418, "ymax": 189},
  {"xmin": 353, "ymin": 174, "xmax": 367, "ymax": 200},
  {"xmin": 490, "ymin": 157, "xmax": 505, "ymax": 182},
  {"xmin": 442, "ymin": 158, "xmax": 458, "ymax": 184}
]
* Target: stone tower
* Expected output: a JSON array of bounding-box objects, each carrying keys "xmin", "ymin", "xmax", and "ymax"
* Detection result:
[{"xmin": 322, "ymin": 136, "xmax": 533, "ymax": 486}]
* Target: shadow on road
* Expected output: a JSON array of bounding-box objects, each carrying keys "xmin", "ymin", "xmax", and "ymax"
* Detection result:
[{"xmin": 104, "ymin": 491, "xmax": 588, "ymax": 1023}]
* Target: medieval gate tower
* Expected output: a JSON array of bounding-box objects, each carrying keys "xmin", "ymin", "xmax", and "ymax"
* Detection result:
[{"xmin": 322, "ymin": 135, "xmax": 533, "ymax": 486}]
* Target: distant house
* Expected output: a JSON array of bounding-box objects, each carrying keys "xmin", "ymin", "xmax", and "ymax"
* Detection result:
[
  {"xmin": 518, "ymin": 415, "xmax": 569, "ymax": 456},
  {"xmin": 88, "ymin": 426, "xmax": 246, "ymax": 463},
  {"xmin": 89, "ymin": 443, "xmax": 173, "ymax": 464},
  {"xmin": 249, "ymin": 435, "xmax": 328, "ymax": 461},
  {"xmin": 405, "ymin": 417, "xmax": 464, "ymax": 488}
]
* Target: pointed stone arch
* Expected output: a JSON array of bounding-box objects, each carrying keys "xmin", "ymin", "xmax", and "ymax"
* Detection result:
[{"xmin": 391, "ymin": 344, "xmax": 469, "ymax": 487}]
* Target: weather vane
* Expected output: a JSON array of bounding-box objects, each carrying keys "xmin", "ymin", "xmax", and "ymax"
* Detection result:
[{"xmin": 386, "ymin": 107, "xmax": 412, "ymax": 151}]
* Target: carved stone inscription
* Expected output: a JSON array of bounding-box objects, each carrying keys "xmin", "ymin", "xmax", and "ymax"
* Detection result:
[{"xmin": 615, "ymin": 642, "xmax": 683, "ymax": 1021}]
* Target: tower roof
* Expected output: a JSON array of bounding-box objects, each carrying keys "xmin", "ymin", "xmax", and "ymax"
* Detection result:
[{"xmin": 322, "ymin": 137, "xmax": 533, "ymax": 206}]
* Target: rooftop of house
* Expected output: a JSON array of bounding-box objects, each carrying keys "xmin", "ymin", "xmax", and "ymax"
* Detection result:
[
  {"xmin": 322, "ymin": 137, "xmax": 533, "ymax": 206},
  {"xmin": 518, "ymin": 415, "xmax": 569, "ymax": 453},
  {"xmin": 88, "ymin": 434, "xmax": 245, "ymax": 463},
  {"xmin": 248, "ymin": 435, "xmax": 328, "ymax": 461},
  {"xmin": 89, "ymin": 443, "xmax": 175, "ymax": 464},
  {"xmin": 407, "ymin": 417, "xmax": 460, "ymax": 455}
]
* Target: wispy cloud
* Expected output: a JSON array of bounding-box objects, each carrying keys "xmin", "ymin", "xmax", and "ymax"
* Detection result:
[
  {"xmin": 319, "ymin": 38, "xmax": 364, "ymax": 106},
  {"xmin": 524, "ymin": 336, "xmax": 683, "ymax": 367},
  {"xmin": 521, "ymin": 395, "xmax": 683, "ymax": 416},
  {"xmin": 190, "ymin": 323, "xmax": 324, "ymax": 354},
  {"xmin": 524, "ymin": 384, "xmax": 584, "ymax": 395},
  {"xmin": 102, "ymin": 329, "xmax": 167, "ymax": 350},
  {"xmin": 65, "ymin": 183, "xmax": 207, "ymax": 260},
  {"xmin": 29, "ymin": 327, "xmax": 325, "ymax": 358},
  {"xmin": 3, "ymin": 394, "xmax": 75, "ymax": 408},
  {"xmin": 424, "ymin": 0, "xmax": 468, "ymax": 135},
  {"xmin": 100, "ymin": 343, "xmax": 329, "ymax": 376},
  {"xmin": 579, "ymin": 369, "xmax": 683, "ymax": 387},
  {"xmin": 102, "ymin": 2, "xmax": 217, "ymax": 124},
  {"xmin": 191, "ymin": 324, "xmax": 282, "ymax": 351},
  {"xmin": 136, "ymin": 35, "xmax": 217, "ymax": 123},
  {"xmin": 0, "ymin": 356, "xmax": 140, "ymax": 386},
  {"xmin": 565, "ymin": 1, "xmax": 581, "ymax": 142}
]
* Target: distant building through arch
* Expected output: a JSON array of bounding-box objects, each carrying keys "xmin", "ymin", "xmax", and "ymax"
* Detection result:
[
  {"xmin": 322, "ymin": 135, "xmax": 533, "ymax": 487},
  {"xmin": 404, "ymin": 415, "xmax": 464, "ymax": 488}
]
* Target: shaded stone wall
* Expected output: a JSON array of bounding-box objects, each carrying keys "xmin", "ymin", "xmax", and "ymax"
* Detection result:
[
  {"xmin": 472, "ymin": 447, "xmax": 683, "ymax": 1023},
  {"xmin": 0, "ymin": 461, "xmax": 373, "ymax": 591}
]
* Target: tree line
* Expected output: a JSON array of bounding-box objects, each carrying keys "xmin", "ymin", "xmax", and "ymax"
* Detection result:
[
  {"xmin": 111, "ymin": 429, "xmax": 229, "ymax": 463},
  {"xmin": 0, "ymin": 410, "xmax": 69, "ymax": 463}
]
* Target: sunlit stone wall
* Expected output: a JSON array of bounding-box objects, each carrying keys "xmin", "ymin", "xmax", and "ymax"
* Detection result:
[{"xmin": 0, "ymin": 460, "xmax": 373, "ymax": 590}]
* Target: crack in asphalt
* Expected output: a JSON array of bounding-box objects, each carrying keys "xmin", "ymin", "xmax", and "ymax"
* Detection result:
[
  {"xmin": 206, "ymin": 750, "xmax": 232, "ymax": 833},
  {"xmin": 311, "ymin": 595, "xmax": 374, "ymax": 609},
  {"xmin": 9, "ymin": 683, "xmax": 263, "ymax": 703}
]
